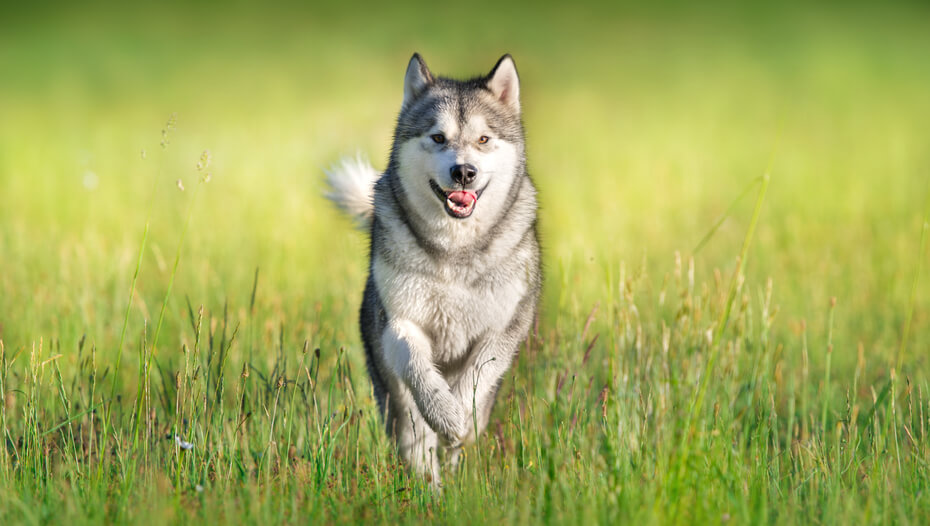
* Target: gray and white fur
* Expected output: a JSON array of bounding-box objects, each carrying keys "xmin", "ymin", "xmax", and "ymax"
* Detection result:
[{"xmin": 325, "ymin": 53, "xmax": 541, "ymax": 486}]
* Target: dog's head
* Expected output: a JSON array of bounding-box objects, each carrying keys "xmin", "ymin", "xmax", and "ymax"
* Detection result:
[{"xmin": 390, "ymin": 54, "xmax": 525, "ymax": 226}]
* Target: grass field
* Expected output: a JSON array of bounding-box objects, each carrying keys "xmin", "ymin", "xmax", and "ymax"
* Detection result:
[{"xmin": 1, "ymin": 1, "xmax": 930, "ymax": 523}]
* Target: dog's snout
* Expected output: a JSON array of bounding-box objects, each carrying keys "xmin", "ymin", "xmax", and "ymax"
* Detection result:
[{"xmin": 450, "ymin": 164, "xmax": 477, "ymax": 186}]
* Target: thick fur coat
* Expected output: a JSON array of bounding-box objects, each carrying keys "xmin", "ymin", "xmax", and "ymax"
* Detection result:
[{"xmin": 326, "ymin": 54, "xmax": 541, "ymax": 485}]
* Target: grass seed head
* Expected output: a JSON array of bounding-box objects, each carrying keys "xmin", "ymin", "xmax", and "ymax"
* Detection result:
[
  {"xmin": 197, "ymin": 150, "xmax": 212, "ymax": 182},
  {"xmin": 160, "ymin": 113, "xmax": 177, "ymax": 149}
]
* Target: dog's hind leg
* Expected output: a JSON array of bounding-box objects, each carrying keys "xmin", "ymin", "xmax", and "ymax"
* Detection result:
[{"xmin": 385, "ymin": 384, "xmax": 441, "ymax": 487}]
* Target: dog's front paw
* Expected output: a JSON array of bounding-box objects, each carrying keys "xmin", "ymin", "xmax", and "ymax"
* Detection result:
[
  {"xmin": 440, "ymin": 421, "xmax": 468, "ymax": 448},
  {"xmin": 423, "ymin": 390, "xmax": 468, "ymax": 446}
]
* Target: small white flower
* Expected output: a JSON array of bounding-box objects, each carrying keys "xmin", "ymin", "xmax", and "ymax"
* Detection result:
[{"xmin": 174, "ymin": 435, "xmax": 194, "ymax": 450}]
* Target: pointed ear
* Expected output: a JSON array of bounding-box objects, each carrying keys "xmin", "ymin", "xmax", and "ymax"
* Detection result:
[
  {"xmin": 403, "ymin": 53, "xmax": 433, "ymax": 107},
  {"xmin": 487, "ymin": 54, "xmax": 520, "ymax": 112}
]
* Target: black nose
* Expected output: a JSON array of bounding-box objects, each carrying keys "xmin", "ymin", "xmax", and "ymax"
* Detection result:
[{"xmin": 450, "ymin": 164, "xmax": 477, "ymax": 186}]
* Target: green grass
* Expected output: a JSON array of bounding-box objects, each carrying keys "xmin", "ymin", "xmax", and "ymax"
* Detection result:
[{"xmin": 1, "ymin": 1, "xmax": 930, "ymax": 523}]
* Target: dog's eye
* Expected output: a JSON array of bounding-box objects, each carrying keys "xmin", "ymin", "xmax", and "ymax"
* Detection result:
[
  {"xmin": 478, "ymin": 136, "xmax": 489, "ymax": 145},
  {"xmin": 430, "ymin": 134, "xmax": 446, "ymax": 144}
]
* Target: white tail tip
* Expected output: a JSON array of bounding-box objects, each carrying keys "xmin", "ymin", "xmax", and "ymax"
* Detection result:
[{"xmin": 324, "ymin": 154, "xmax": 380, "ymax": 229}]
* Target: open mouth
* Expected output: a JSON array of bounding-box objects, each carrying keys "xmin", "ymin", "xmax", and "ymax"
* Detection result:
[{"xmin": 429, "ymin": 179, "xmax": 487, "ymax": 219}]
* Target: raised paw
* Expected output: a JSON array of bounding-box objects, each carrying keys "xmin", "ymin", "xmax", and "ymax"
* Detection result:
[{"xmin": 421, "ymin": 389, "xmax": 468, "ymax": 446}]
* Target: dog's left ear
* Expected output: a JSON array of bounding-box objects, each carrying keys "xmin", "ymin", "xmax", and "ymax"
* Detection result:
[{"xmin": 487, "ymin": 54, "xmax": 520, "ymax": 112}]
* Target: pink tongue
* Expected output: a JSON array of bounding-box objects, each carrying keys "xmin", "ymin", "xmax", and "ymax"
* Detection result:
[{"xmin": 447, "ymin": 190, "xmax": 477, "ymax": 207}]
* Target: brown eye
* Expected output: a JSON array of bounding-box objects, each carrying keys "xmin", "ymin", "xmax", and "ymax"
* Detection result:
[
  {"xmin": 430, "ymin": 134, "xmax": 446, "ymax": 144},
  {"xmin": 478, "ymin": 135, "xmax": 489, "ymax": 144}
]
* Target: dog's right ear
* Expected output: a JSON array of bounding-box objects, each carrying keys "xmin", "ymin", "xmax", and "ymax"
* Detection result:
[{"xmin": 403, "ymin": 53, "xmax": 433, "ymax": 107}]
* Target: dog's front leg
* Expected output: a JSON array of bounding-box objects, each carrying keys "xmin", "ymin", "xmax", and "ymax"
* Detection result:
[
  {"xmin": 382, "ymin": 319, "xmax": 468, "ymax": 445},
  {"xmin": 451, "ymin": 333, "xmax": 519, "ymax": 445},
  {"xmin": 440, "ymin": 335, "xmax": 518, "ymax": 469}
]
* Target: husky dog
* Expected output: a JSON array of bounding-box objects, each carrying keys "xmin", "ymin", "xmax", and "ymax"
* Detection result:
[{"xmin": 325, "ymin": 53, "xmax": 541, "ymax": 485}]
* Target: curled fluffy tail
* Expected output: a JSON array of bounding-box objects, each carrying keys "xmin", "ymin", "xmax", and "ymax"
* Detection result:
[{"xmin": 324, "ymin": 154, "xmax": 380, "ymax": 229}]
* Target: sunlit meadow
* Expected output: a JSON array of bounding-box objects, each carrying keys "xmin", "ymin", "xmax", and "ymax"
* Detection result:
[{"xmin": 1, "ymin": 1, "xmax": 929, "ymax": 524}]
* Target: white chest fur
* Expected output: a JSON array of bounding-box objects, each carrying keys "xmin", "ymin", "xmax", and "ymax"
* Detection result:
[{"xmin": 373, "ymin": 241, "xmax": 530, "ymax": 364}]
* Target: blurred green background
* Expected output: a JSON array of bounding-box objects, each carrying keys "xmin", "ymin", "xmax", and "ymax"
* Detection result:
[{"xmin": 1, "ymin": 0, "xmax": 929, "ymax": 380}]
